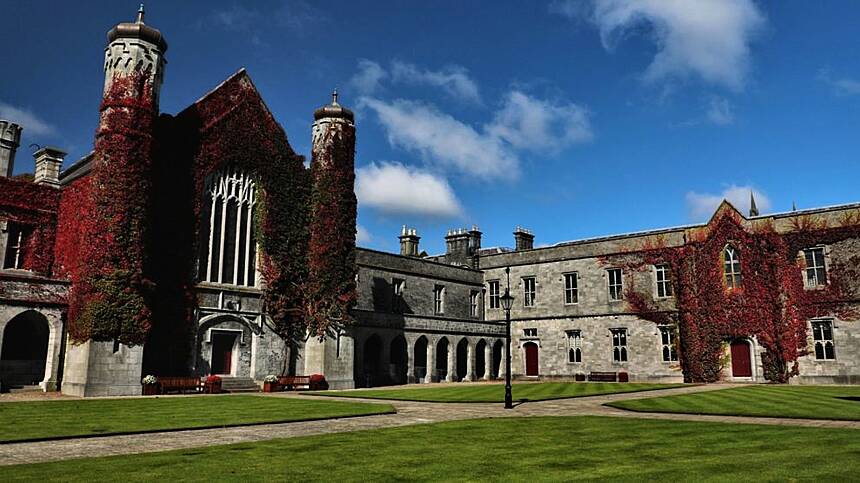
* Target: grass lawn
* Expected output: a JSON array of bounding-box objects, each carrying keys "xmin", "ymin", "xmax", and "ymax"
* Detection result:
[
  {"xmin": 607, "ymin": 385, "xmax": 860, "ymax": 420},
  {"xmin": 0, "ymin": 395, "xmax": 393, "ymax": 443},
  {"xmin": 3, "ymin": 416, "xmax": 859, "ymax": 481},
  {"xmin": 311, "ymin": 382, "xmax": 684, "ymax": 403}
]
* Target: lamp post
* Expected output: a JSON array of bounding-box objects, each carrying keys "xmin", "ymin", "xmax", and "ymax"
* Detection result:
[{"xmin": 500, "ymin": 267, "xmax": 515, "ymax": 409}]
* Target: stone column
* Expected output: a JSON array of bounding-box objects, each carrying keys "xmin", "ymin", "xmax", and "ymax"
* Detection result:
[
  {"xmin": 406, "ymin": 338, "xmax": 415, "ymax": 384},
  {"xmin": 425, "ymin": 340, "xmax": 436, "ymax": 383},
  {"xmin": 483, "ymin": 342, "xmax": 493, "ymax": 380},
  {"xmin": 464, "ymin": 341, "xmax": 476, "ymax": 381},
  {"xmin": 498, "ymin": 343, "xmax": 507, "ymax": 379},
  {"xmin": 446, "ymin": 343, "xmax": 455, "ymax": 382},
  {"xmin": 380, "ymin": 336, "xmax": 392, "ymax": 384}
]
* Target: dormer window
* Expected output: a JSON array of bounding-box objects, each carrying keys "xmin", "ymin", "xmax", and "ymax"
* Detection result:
[
  {"xmin": 199, "ymin": 168, "xmax": 258, "ymax": 287},
  {"xmin": 724, "ymin": 245, "xmax": 742, "ymax": 289}
]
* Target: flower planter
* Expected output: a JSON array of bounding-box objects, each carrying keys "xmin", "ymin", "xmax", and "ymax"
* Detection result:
[
  {"xmin": 263, "ymin": 381, "xmax": 279, "ymax": 393},
  {"xmin": 574, "ymin": 373, "xmax": 586, "ymax": 382},
  {"xmin": 142, "ymin": 384, "xmax": 159, "ymax": 396},
  {"xmin": 618, "ymin": 372, "xmax": 629, "ymax": 383}
]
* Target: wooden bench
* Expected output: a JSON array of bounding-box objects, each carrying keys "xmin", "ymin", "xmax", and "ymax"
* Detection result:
[
  {"xmin": 278, "ymin": 376, "xmax": 311, "ymax": 391},
  {"xmin": 588, "ymin": 371, "xmax": 618, "ymax": 382},
  {"xmin": 159, "ymin": 376, "xmax": 202, "ymax": 394}
]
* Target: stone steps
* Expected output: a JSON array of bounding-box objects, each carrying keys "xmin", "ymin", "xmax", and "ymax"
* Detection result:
[{"xmin": 219, "ymin": 376, "xmax": 259, "ymax": 393}]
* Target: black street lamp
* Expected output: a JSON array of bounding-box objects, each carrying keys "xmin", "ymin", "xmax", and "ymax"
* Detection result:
[{"xmin": 500, "ymin": 267, "xmax": 515, "ymax": 409}]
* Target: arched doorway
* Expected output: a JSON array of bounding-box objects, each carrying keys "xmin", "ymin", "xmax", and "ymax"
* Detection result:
[
  {"xmin": 492, "ymin": 340, "xmax": 503, "ymax": 378},
  {"xmin": 523, "ymin": 342, "xmax": 539, "ymax": 376},
  {"xmin": 456, "ymin": 338, "xmax": 468, "ymax": 381},
  {"xmin": 389, "ymin": 335, "xmax": 407, "ymax": 385},
  {"xmin": 435, "ymin": 338, "xmax": 449, "ymax": 382},
  {"xmin": 475, "ymin": 339, "xmax": 487, "ymax": 379},
  {"xmin": 1, "ymin": 311, "xmax": 49, "ymax": 387},
  {"xmin": 730, "ymin": 339, "xmax": 752, "ymax": 378},
  {"xmin": 362, "ymin": 334, "xmax": 384, "ymax": 387},
  {"xmin": 413, "ymin": 336, "xmax": 428, "ymax": 383}
]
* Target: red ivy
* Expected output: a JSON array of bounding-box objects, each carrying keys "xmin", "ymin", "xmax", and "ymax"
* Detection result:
[{"xmin": 0, "ymin": 177, "xmax": 60, "ymax": 275}]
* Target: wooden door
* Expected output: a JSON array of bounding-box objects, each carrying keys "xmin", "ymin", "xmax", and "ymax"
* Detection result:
[
  {"xmin": 730, "ymin": 341, "xmax": 752, "ymax": 377},
  {"xmin": 524, "ymin": 342, "xmax": 539, "ymax": 376},
  {"xmin": 211, "ymin": 333, "xmax": 236, "ymax": 375}
]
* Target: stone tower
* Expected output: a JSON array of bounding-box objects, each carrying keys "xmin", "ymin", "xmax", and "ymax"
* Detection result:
[
  {"xmin": 0, "ymin": 120, "xmax": 22, "ymax": 178},
  {"xmin": 62, "ymin": 6, "xmax": 168, "ymax": 397},
  {"xmin": 304, "ymin": 91, "xmax": 358, "ymax": 390}
]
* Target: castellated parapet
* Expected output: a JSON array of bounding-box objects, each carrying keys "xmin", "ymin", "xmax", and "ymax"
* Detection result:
[{"xmin": 0, "ymin": 120, "xmax": 23, "ymax": 178}]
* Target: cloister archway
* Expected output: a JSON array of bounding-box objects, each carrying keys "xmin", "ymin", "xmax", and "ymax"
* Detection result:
[
  {"xmin": 389, "ymin": 335, "xmax": 407, "ymax": 385},
  {"xmin": 0, "ymin": 310, "xmax": 49, "ymax": 387},
  {"xmin": 362, "ymin": 334, "xmax": 384, "ymax": 387},
  {"xmin": 435, "ymin": 337, "xmax": 449, "ymax": 382},
  {"xmin": 475, "ymin": 339, "xmax": 487, "ymax": 379},
  {"xmin": 413, "ymin": 336, "xmax": 428, "ymax": 382}
]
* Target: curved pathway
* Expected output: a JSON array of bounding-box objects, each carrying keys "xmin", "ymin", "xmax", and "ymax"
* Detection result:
[{"xmin": 1, "ymin": 383, "xmax": 857, "ymax": 466}]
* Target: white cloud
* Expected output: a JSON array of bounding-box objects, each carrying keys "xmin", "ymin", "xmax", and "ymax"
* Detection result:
[
  {"xmin": 390, "ymin": 61, "xmax": 481, "ymax": 103},
  {"xmin": 356, "ymin": 162, "xmax": 463, "ymax": 218},
  {"xmin": 349, "ymin": 59, "xmax": 388, "ymax": 96},
  {"xmin": 0, "ymin": 100, "xmax": 56, "ymax": 137},
  {"xmin": 356, "ymin": 225, "xmax": 372, "ymax": 244},
  {"xmin": 555, "ymin": 0, "xmax": 765, "ymax": 90},
  {"xmin": 486, "ymin": 91, "xmax": 593, "ymax": 153},
  {"xmin": 359, "ymin": 97, "xmax": 520, "ymax": 180},
  {"xmin": 706, "ymin": 96, "xmax": 734, "ymax": 125},
  {"xmin": 818, "ymin": 69, "xmax": 860, "ymax": 96},
  {"xmin": 686, "ymin": 185, "xmax": 771, "ymax": 221}
]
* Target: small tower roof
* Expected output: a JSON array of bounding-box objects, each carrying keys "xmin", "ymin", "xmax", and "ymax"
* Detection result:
[
  {"xmin": 749, "ymin": 190, "xmax": 760, "ymax": 217},
  {"xmin": 314, "ymin": 89, "xmax": 354, "ymax": 122},
  {"xmin": 107, "ymin": 4, "xmax": 168, "ymax": 52}
]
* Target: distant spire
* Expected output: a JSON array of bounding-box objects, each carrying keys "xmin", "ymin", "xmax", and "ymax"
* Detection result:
[
  {"xmin": 792, "ymin": 201, "xmax": 797, "ymax": 212},
  {"xmin": 749, "ymin": 190, "xmax": 759, "ymax": 217},
  {"xmin": 136, "ymin": 4, "xmax": 145, "ymax": 23},
  {"xmin": 332, "ymin": 89, "xmax": 339, "ymax": 106}
]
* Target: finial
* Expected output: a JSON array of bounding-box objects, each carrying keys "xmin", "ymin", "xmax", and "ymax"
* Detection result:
[
  {"xmin": 136, "ymin": 4, "xmax": 145, "ymax": 23},
  {"xmin": 332, "ymin": 89, "xmax": 339, "ymax": 106},
  {"xmin": 749, "ymin": 190, "xmax": 759, "ymax": 217},
  {"xmin": 792, "ymin": 201, "xmax": 797, "ymax": 212}
]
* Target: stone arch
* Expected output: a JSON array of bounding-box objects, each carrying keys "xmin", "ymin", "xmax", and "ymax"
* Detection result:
[
  {"xmin": 0, "ymin": 310, "xmax": 49, "ymax": 387},
  {"xmin": 475, "ymin": 339, "xmax": 487, "ymax": 379},
  {"xmin": 362, "ymin": 333, "xmax": 384, "ymax": 387},
  {"xmin": 195, "ymin": 314, "xmax": 256, "ymax": 378},
  {"xmin": 492, "ymin": 339, "xmax": 504, "ymax": 378},
  {"xmin": 435, "ymin": 337, "xmax": 449, "ymax": 382},
  {"xmin": 456, "ymin": 337, "xmax": 469, "ymax": 381},
  {"xmin": 389, "ymin": 334, "xmax": 408, "ymax": 385},
  {"xmin": 413, "ymin": 335, "xmax": 428, "ymax": 383}
]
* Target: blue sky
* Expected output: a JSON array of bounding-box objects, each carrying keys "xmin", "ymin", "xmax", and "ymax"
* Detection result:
[{"xmin": 2, "ymin": 1, "xmax": 859, "ymax": 255}]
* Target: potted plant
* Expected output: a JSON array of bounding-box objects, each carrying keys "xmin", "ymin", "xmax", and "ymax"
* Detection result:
[
  {"xmin": 263, "ymin": 374, "xmax": 279, "ymax": 392},
  {"xmin": 309, "ymin": 373, "xmax": 328, "ymax": 391},
  {"xmin": 204, "ymin": 375, "xmax": 222, "ymax": 394},
  {"xmin": 142, "ymin": 375, "xmax": 159, "ymax": 395}
]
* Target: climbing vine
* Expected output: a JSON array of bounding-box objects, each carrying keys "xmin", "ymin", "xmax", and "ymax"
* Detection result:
[{"xmin": 0, "ymin": 177, "xmax": 60, "ymax": 275}]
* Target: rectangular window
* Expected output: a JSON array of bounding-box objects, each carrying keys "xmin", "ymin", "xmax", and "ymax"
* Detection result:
[
  {"xmin": 566, "ymin": 330, "xmax": 582, "ymax": 363},
  {"xmin": 523, "ymin": 328, "xmax": 537, "ymax": 337},
  {"xmin": 804, "ymin": 247, "xmax": 827, "ymax": 288},
  {"xmin": 607, "ymin": 269, "xmax": 624, "ymax": 301},
  {"xmin": 564, "ymin": 273, "xmax": 578, "ymax": 304},
  {"xmin": 811, "ymin": 320, "xmax": 835, "ymax": 360},
  {"xmin": 434, "ymin": 285, "xmax": 445, "ymax": 315},
  {"xmin": 392, "ymin": 278, "xmax": 405, "ymax": 313},
  {"xmin": 523, "ymin": 277, "xmax": 536, "ymax": 307},
  {"xmin": 488, "ymin": 280, "xmax": 500, "ymax": 309},
  {"xmin": 470, "ymin": 290, "xmax": 479, "ymax": 318},
  {"xmin": 659, "ymin": 326, "xmax": 678, "ymax": 362},
  {"xmin": 2, "ymin": 223, "xmax": 31, "ymax": 270},
  {"xmin": 655, "ymin": 264, "xmax": 673, "ymax": 298},
  {"xmin": 611, "ymin": 328, "xmax": 628, "ymax": 362}
]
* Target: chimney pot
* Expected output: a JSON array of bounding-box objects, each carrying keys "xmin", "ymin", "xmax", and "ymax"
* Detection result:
[{"xmin": 33, "ymin": 146, "xmax": 66, "ymax": 187}]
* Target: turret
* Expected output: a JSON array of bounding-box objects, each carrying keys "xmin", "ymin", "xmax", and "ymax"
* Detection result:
[
  {"xmin": 103, "ymin": 4, "xmax": 167, "ymax": 105},
  {"xmin": 0, "ymin": 120, "xmax": 22, "ymax": 178}
]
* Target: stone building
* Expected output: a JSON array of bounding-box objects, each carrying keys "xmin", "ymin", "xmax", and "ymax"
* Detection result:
[{"xmin": 1, "ymin": 8, "xmax": 858, "ymax": 396}]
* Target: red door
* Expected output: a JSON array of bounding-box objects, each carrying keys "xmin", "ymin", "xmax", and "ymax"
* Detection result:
[
  {"xmin": 211, "ymin": 333, "xmax": 236, "ymax": 375},
  {"xmin": 730, "ymin": 341, "xmax": 752, "ymax": 377},
  {"xmin": 524, "ymin": 342, "xmax": 539, "ymax": 376}
]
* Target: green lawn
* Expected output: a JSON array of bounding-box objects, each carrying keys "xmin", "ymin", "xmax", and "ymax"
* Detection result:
[
  {"xmin": 4, "ymin": 416, "xmax": 859, "ymax": 481},
  {"xmin": 312, "ymin": 382, "xmax": 684, "ymax": 403},
  {"xmin": 607, "ymin": 385, "xmax": 860, "ymax": 420},
  {"xmin": 0, "ymin": 395, "xmax": 393, "ymax": 443}
]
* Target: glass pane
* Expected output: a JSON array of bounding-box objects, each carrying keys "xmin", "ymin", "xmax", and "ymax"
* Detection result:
[
  {"xmin": 825, "ymin": 342, "xmax": 835, "ymax": 359},
  {"xmin": 663, "ymin": 346, "xmax": 670, "ymax": 361},
  {"xmin": 816, "ymin": 267, "xmax": 827, "ymax": 284},
  {"xmin": 621, "ymin": 347, "xmax": 628, "ymax": 362},
  {"xmin": 822, "ymin": 323, "xmax": 832, "ymax": 340},
  {"xmin": 805, "ymin": 250, "xmax": 815, "ymax": 267},
  {"xmin": 815, "ymin": 342, "xmax": 824, "ymax": 359}
]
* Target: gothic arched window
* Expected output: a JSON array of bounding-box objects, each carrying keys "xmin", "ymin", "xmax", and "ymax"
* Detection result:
[
  {"xmin": 199, "ymin": 168, "xmax": 257, "ymax": 287},
  {"xmin": 724, "ymin": 245, "xmax": 742, "ymax": 289}
]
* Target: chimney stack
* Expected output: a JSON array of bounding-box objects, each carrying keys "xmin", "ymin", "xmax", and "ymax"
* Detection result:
[
  {"xmin": 0, "ymin": 120, "xmax": 23, "ymax": 178},
  {"xmin": 513, "ymin": 226, "xmax": 534, "ymax": 251},
  {"xmin": 33, "ymin": 146, "xmax": 66, "ymax": 187},
  {"xmin": 399, "ymin": 225, "xmax": 421, "ymax": 257}
]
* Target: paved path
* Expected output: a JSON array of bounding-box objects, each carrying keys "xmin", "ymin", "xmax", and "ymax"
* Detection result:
[{"xmin": 1, "ymin": 383, "xmax": 857, "ymax": 466}]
